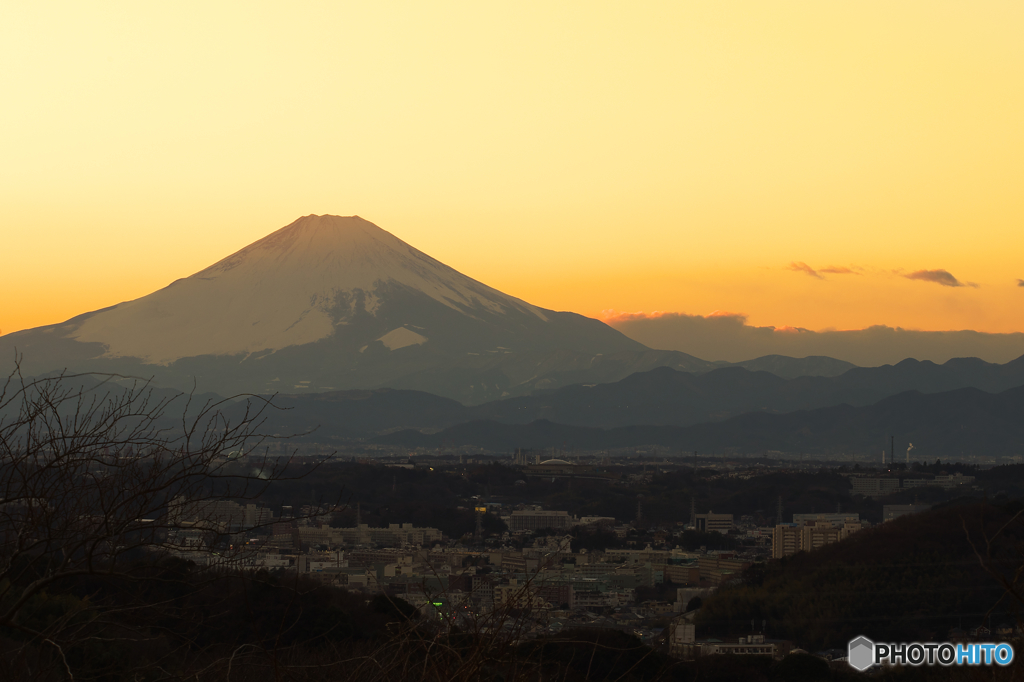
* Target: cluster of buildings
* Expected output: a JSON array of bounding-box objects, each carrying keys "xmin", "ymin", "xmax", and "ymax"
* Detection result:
[
  {"xmin": 669, "ymin": 617, "xmax": 793, "ymax": 660},
  {"xmin": 769, "ymin": 504, "xmax": 937, "ymax": 559},
  {"xmin": 272, "ymin": 522, "xmax": 443, "ymax": 549},
  {"xmin": 162, "ymin": 496, "xmax": 768, "ymax": 647},
  {"xmin": 257, "ymin": 532, "xmax": 751, "ymax": 609},
  {"xmin": 849, "ymin": 472, "xmax": 976, "ymax": 498},
  {"xmin": 771, "ymin": 513, "xmax": 869, "ymax": 559},
  {"xmin": 160, "ymin": 484, "xmax": 947, "ymax": 661}
]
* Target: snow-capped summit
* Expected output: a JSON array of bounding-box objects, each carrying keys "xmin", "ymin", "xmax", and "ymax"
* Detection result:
[
  {"xmin": 4, "ymin": 215, "xmax": 661, "ymax": 402},
  {"xmin": 196, "ymin": 214, "xmax": 547, "ymax": 319},
  {"xmin": 72, "ymin": 215, "xmax": 547, "ymax": 364}
]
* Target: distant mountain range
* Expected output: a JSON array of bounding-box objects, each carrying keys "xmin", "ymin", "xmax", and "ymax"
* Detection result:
[
  {"xmin": 18, "ymin": 364, "xmax": 1020, "ymax": 459},
  {"xmin": 250, "ymin": 354, "xmax": 1024, "ymax": 438},
  {"xmin": 370, "ymin": 384, "xmax": 1024, "ymax": 459}
]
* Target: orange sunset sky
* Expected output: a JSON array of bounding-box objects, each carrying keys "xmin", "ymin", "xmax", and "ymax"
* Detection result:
[{"xmin": 2, "ymin": 2, "xmax": 1023, "ymax": 340}]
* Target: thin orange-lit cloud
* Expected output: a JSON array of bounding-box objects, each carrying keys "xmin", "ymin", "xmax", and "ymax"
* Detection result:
[
  {"xmin": 787, "ymin": 262, "xmax": 860, "ymax": 279},
  {"xmin": 601, "ymin": 310, "xmax": 675, "ymax": 323},
  {"xmin": 601, "ymin": 310, "xmax": 747, "ymax": 324},
  {"xmin": 904, "ymin": 269, "xmax": 977, "ymax": 288},
  {"xmin": 787, "ymin": 262, "xmax": 822, "ymax": 279}
]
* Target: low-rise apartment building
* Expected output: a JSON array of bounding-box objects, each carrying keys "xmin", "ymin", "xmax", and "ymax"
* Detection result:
[
  {"xmin": 772, "ymin": 520, "xmax": 867, "ymax": 559},
  {"xmin": 697, "ymin": 554, "xmax": 751, "ymax": 586},
  {"xmin": 694, "ymin": 512, "xmax": 734, "ymax": 534},
  {"xmin": 850, "ymin": 477, "xmax": 902, "ymax": 497},
  {"xmin": 505, "ymin": 510, "xmax": 575, "ymax": 532}
]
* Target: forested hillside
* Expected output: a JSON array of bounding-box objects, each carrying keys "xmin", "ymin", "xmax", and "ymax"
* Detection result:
[{"xmin": 697, "ymin": 502, "xmax": 1024, "ymax": 651}]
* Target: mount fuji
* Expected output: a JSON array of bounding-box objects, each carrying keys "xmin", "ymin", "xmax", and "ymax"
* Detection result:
[{"xmin": 2, "ymin": 215, "xmax": 716, "ymax": 402}]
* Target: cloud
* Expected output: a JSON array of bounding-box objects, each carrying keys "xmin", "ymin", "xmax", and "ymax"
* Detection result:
[
  {"xmin": 706, "ymin": 310, "xmax": 746, "ymax": 319},
  {"xmin": 606, "ymin": 311, "xmax": 1024, "ymax": 366},
  {"xmin": 602, "ymin": 310, "xmax": 679, "ymax": 324},
  {"xmin": 601, "ymin": 310, "xmax": 747, "ymax": 325},
  {"xmin": 787, "ymin": 262, "xmax": 822, "ymax": 279},
  {"xmin": 904, "ymin": 269, "xmax": 978, "ymax": 288},
  {"xmin": 786, "ymin": 263, "xmax": 860, "ymax": 279}
]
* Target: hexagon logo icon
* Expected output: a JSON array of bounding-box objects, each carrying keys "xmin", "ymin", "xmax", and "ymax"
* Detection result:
[{"xmin": 848, "ymin": 636, "xmax": 875, "ymax": 671}]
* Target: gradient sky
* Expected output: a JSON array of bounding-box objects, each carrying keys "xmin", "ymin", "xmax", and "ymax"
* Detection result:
[{"xmin": 3, "ymin": 2, "xmax": 1023, "ymax": 338}]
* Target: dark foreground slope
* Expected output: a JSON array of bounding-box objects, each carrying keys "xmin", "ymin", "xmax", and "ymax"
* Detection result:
[
  {"xmin": 0, "ymin": 554, "xmax": 841, "ymax": 682},
  {"xmin": 697, "ymin": 501, "xmax": 1024, "ymax": 652}
]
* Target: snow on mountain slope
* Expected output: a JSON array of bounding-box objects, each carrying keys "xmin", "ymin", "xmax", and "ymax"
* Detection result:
[
  {"xmin": 72, "ymin": 215, "xmax": 546, "ymax": 364},
  {"xmin": 377, "ymin": 327, "xmax": 429, "ymax": 350},
  {"xmin": 3, "ymin": 214, "xmax": 662, "ymax": 402}
]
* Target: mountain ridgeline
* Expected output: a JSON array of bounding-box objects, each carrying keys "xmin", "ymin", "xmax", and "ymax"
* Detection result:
[
  {"xmin": 238, "ymin": 354, "xmax": 1024, "ymax": 458},
  {"xmin": 370, "ymin": 384, "xmax": 1024, "ymax": 458}
]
